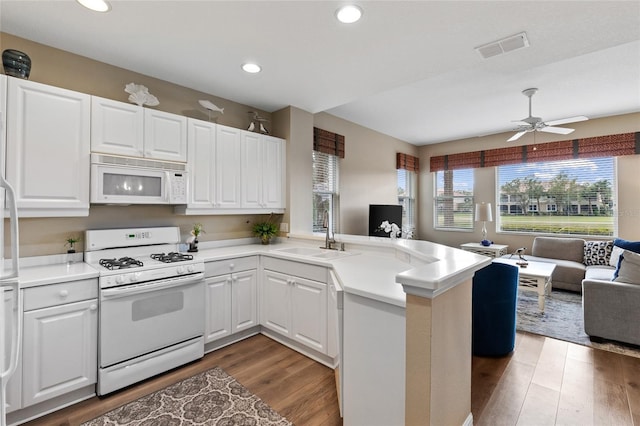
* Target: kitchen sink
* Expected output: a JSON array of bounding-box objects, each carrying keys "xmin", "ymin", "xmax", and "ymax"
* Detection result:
[
  {"xmin": 275, "ymin": 247, "xmax": 325, "ymax": 256},
  {"xmin": 274, "ymin": 246, "xmax": 356, "ymax": 260}
]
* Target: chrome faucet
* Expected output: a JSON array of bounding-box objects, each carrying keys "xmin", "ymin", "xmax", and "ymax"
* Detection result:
[{"xmin": 321, "ymin": 210, "xmax": 337, "ymax": 250}]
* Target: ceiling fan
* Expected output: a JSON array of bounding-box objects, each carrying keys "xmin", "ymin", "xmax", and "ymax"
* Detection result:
[{"xmin": 507, "ymin": 88, "xmax": 588, "ymax": 142}]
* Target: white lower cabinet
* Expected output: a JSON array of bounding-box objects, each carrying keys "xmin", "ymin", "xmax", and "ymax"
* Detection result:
[
  {"xmin": 22, "ymin": 298, "xmax": 98, "ymax": 407},
  {"xmin": 261, "ymin": 262, "xmax": 328, "ymax": 354},
  {"xmin": 204, "ymin": 257, "xmax": 258, "ymax": 343}
]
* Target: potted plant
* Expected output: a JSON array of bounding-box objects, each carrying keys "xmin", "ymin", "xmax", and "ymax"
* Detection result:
[
  {"xmin": 252, "ymin": 221, "xmax": 278, "ymax": 245},
  {"xmin": 65, "ymin": 236, "xmax": 80, "ymax": 253},
  {"xmin": 188, "ymin": 223, "xmax": 204, "ymax": 252}
]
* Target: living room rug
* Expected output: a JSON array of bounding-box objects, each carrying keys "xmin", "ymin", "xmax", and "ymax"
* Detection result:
[
  {"xmin": 81, "ymin": 367, "xmax": 292, "ymax": 426},
  {"xmin": 517, "ymin": 290, "xmax": 640, "ymax": 359}
]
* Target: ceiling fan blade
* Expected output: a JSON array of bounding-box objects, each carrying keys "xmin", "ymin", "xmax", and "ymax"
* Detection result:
[
  {"xmin": 539, "ymin": 126, "xmax": 575, "ymax": 135},
  {"xmin": 507, "ymin": 131, "xmax": 527, "ymax": 142},
  {"xmin": 545, "ymin": 116, "xmax": 588, "ymax": 126}
]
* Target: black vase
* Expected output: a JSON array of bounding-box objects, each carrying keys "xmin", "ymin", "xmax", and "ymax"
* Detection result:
[{"xmin": 3, "ymin": 49, "xmax": 31, "ymax": 79}]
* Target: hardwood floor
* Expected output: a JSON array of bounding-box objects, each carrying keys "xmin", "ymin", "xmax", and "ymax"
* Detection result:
[
  {"xmin": 23, "ymin": 331, "xmax": 639, "ymax": 426},
  {"xmin": 23, "ymin": 334, "xmax": 342, "ymax": 426},
  {"xmin": 473, "ymin": 331, "xmax": 640, "ymax": 426}
]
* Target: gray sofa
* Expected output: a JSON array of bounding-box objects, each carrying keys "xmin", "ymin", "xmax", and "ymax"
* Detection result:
[
  {"xmin": 504, "ymin": 236, "xmax": 640, "ymax": 346},
  {"xmin": 502, "ymin": 236, "xmax": 614, "ymax": 293}
]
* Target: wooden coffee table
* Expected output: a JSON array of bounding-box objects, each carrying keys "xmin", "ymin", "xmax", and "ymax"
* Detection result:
[{"xmin": 493, "ymin": 258, "xmax": 556, "ymax": 313}]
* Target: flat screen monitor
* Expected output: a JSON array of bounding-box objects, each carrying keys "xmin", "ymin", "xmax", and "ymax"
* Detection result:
[{"xmin": 369, "ymin": 204, "xmax": 402, "ymax": 237}]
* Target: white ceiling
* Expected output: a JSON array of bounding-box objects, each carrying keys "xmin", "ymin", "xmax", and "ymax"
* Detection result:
[{"xmin": 2, "ymin": 1, "xmax": 639, "ymax": 145}]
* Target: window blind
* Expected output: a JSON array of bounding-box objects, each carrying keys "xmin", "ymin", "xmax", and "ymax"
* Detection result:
[
  {"xmin": 312, "ymin": 150, "xmax": 339, "ymax": 233},
  {"xmin": 313, "ymin": 127, "xmax": 345, "ymax": 158}
]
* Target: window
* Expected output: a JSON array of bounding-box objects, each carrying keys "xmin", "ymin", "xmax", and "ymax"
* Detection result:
[
  {"xmin": 497, "ymin": 157, "xmax": 616, "ymax": 236},
  {"xmin": 434, "ymin": 168, "xmax": 474, "ymax": 230},
  {"xmin": 312, "ymin": 150, "xmax": 339, "ymax": 233},
  {"xmin": 397, "ymin": 169, "xmax": 416, "ymax": 233}
]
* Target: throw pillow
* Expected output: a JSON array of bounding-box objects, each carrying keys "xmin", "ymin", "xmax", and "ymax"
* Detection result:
[
  {"xmin": 613, "ymin": 250, "xmax": 640, "ymax": 285},
  {"xmin": 584, "ymin": 240, "xmax": 613, "ymax": 266},
  {"xmin": 610, "ymin": 238, "xmax": 640, "ymax": 267}
]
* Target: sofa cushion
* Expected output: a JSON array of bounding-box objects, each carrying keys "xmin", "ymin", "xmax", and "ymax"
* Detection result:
[
  {"xmin": 610, "ymin": 238, "xmax": 640, "ymax": 267},
  {"xmin": 532, "ymin": 237, "xmax": 585, "ymax": 263},
  {"xmin": 584, "ymin": 240, "xmax": 613, "ymax": 266},
  {"xmin": 614, "ymin": 250, "xmax": 640, "ymax": 285},
  {"xmin": 585, "ymin": 265, "xmax": 616, "ymax": 281}
]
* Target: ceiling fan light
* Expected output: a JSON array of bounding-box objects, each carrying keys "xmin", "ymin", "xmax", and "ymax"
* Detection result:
[
  {"xmin": 76, "ymin": 0, "xmax": 111, "ymax": 12},
  {"xmin": 336, "ymin": 5, "xmax": 363, "ymax": 24}
]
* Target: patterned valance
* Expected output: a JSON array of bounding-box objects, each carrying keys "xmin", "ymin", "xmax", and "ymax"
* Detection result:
[
  {"xmin": 396, "ymin": 153, "xmax": 419, "ymax": 172},
  {"xmin": 430, "ymin": 132, "xmax": 639, "ymax": 172},
  {"xmin": 313, "ymin": 127, "xmax": 345, "ymax": 158}
]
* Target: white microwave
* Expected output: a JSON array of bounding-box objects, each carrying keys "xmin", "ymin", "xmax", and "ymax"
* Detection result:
[{"xmin": 90, "ymin": 153, "xmax": 188, "ymax": 205}]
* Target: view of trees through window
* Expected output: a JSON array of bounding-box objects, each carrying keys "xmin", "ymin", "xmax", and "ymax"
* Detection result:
[
  {"xmin": 434, "ymin": 169, "xmax": 474, "ymax": 230},
  {"xmin": 498, "ymin": 157, "xmax": 615, "ymax": 236}
]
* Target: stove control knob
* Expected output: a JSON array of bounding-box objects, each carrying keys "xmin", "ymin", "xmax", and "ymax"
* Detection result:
[
  {"xmin": 116, "ymin": 275, "xmax": 125, "ymax": 285},
  {"xmin": 187, "ymin": 264, "xmax": 195, "ymax": 273},
  {"xmin": 177, "ymin": 266, "xmax": 185, "ymax": 275}
]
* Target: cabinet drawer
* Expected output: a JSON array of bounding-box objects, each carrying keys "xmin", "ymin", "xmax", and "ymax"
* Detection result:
[
  {"xmin": 262, "ymin": 257, "xmax": 328, "ymax": 283},
  {"xmin": 205, "ymin": 256, "xmax": 258, "ymax": 277},
  {"xmin": 23, "ymin": 279, "xmax": 98, "ymax": 311}
]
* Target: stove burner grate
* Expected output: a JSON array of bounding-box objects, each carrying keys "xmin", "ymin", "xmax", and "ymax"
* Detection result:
[
  {"xmin": 150, "ymin": 252, "xmax": 194, "ymax": 263},
  {"xmin": 99, "ymin": 257, "xmax": 144, "ymax": 270}
]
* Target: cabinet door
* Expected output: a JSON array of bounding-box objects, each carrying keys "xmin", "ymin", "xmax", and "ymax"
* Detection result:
[
  {"xmin": 262, "ymin": 135, "xmax": 285, "ymax": 209},
  {"xmin": 91, "ymin": 96, "xmax": 143, "ymax": 157},
  {"xmin": 231, "ymin": 270, "xmax": 258, "ymax": 333},
  {"xmin": 241, "ymin": 131, "xmax": 262, "ymax": 208},
  {"xmin": 261, "ymin": 270, "xmax": 291, "ymax": 337},
  {"xmin": 144, "ymin": 109, "xmax": 187, "ymax": 162},
  {"xmin": 3, "ymin": 288, "xmax": 21, "ymax": 413},
  {"xmin": 215, "ymin": 125, "xmax": 242, "ymax": 208},
  {"xmin": 187, "ymin": 118, "xmax": 216, "ymax": 208},
  {"xmin": 22, "ymin": 299, "xmax": 97, "ymax": 407},
  {"xmin": 205, "ymin": 275, "xmax": 232, "ymax": 343},
  {"xmin": 291, "ymin": 277, "xmax": 328, "ymax": 353},
  {"xmin": 6, "ymin": 78, "xmax": 90, "ymax": 216}
]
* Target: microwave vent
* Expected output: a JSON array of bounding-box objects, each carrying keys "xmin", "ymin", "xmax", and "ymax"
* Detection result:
[{"xmin": 91, "ymin": 153, "xmax": 187, "ymax": 171}]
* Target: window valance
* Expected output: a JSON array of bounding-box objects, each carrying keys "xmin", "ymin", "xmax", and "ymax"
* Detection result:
[
  {"xmin": 396, "ymin": 152, "xmax": 419, "ymax": 172},
  {"xmin": 313, "ymin": 127, "xmax": 345, "ymax": 158},
  {"xmin": 429, "ymin": 131, "xmax": 639, "ymax": 172}
]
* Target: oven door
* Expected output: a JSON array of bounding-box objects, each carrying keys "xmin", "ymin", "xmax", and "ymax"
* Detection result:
[{"xmin": 99, "ymin": 273, "xmax": 204, "ymax": 368}]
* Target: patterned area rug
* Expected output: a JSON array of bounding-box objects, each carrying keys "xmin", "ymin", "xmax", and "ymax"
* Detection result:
[
  {"xmin": 82, "ymin": 367, "xmax": 292, "ymax": 426},
  {"xmin": 517, "ymin": 290, "xmax": 640, "ymax": 358}
]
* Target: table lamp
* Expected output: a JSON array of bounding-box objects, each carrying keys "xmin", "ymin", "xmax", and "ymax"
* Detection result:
[{"xmin": 475, "ymin": 202, "xmax": 493, "ymax": 246}]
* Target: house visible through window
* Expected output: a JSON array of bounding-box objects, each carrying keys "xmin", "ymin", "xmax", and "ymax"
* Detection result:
[
  {"xmin": 497, "ymin": 157, "xmax": 616, "ymax": 236},
  {"xmin": 312, "ymin": 150, "xmax": 339, "ymax": 233},
  {"xmin": 434, "ymin": 169, "xmax": 474, "ymax": 230},
  {"xmin": 397, "ymin": 168, "xmax": 416, "ymax": 234}
]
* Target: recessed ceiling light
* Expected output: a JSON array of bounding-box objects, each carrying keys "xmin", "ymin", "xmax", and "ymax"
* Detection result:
[
  {"xmin": 242, "ymin": 63, "xmax": 262, "ymax": 74},
  {"xmin": 76, "ymin": 0, "xmax": 111, "ymax": 12},
  {"xmin": 336, "ymin": 5, "xmax": 363, "ymax": 24}
]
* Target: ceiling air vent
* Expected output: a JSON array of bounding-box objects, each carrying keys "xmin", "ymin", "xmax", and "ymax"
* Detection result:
[{"xmin": 475, "ymin": 32, "xmax": 529, "ymax": 59}]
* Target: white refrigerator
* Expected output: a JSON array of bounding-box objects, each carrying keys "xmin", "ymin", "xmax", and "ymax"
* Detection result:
[{"xmin": 0, "ymin": 74, "xmax": 22, "ymax": 426}]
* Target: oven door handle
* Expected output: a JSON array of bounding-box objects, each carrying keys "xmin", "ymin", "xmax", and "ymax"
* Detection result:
[{"xmin": 101, "ymin": 272, "xmax": 204, "ymax": 300}]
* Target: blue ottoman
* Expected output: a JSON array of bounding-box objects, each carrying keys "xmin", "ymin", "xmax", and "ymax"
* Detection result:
[{"xmin": 472, "ymin": 262, "xmax": 519, "ymax": 356}]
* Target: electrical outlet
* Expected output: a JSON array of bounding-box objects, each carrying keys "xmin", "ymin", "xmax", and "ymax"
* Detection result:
[{"xmin": 280, "ymin": 222, "xmax": 289, "ymax": 232}]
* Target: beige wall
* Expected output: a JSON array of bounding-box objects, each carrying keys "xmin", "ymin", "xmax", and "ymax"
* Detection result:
[
  {"xmin": 313, "ymin": 112, "xmax": 418, "ymax": 236},
  {"xmin": 418, "ymin": 112, "xmax": 640, "ymax": 252}
]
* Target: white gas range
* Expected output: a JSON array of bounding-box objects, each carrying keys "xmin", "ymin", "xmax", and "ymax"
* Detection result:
[{"xmin": 85, "ymin": 227, "xmax": 205, "ymax": 395}]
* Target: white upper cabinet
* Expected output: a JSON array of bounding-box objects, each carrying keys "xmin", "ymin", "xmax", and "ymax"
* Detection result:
[
  {"xmin": 144, "ymin": 109, "xmax": 187, "ymax": 162},
  {"xmin": 91, "ymin": 96, "xmax": 143, "ymax": 157},
  {"xmin": 6, "ymin": 78, "xmax": 90, "ymax": 217},
  {"xmin": 91, "ymin": 96, "xmax": 187, "ymax": 162},
  {"xmin": 178, "ymin": 118, "xmax": 285, "ymax": 214}
]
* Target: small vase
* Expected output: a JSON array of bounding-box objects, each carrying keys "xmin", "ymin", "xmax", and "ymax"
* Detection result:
[
  {"xmin": 188, "ymin": 238, "xmax": 199, "ymax": 252},
  {"xmin": 261, "ymin": 236, "xmax": 271, "ymax": 245},
  {"xmin": 3, "ymin": 49, "xmax": 31, "ymax": 79}
]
